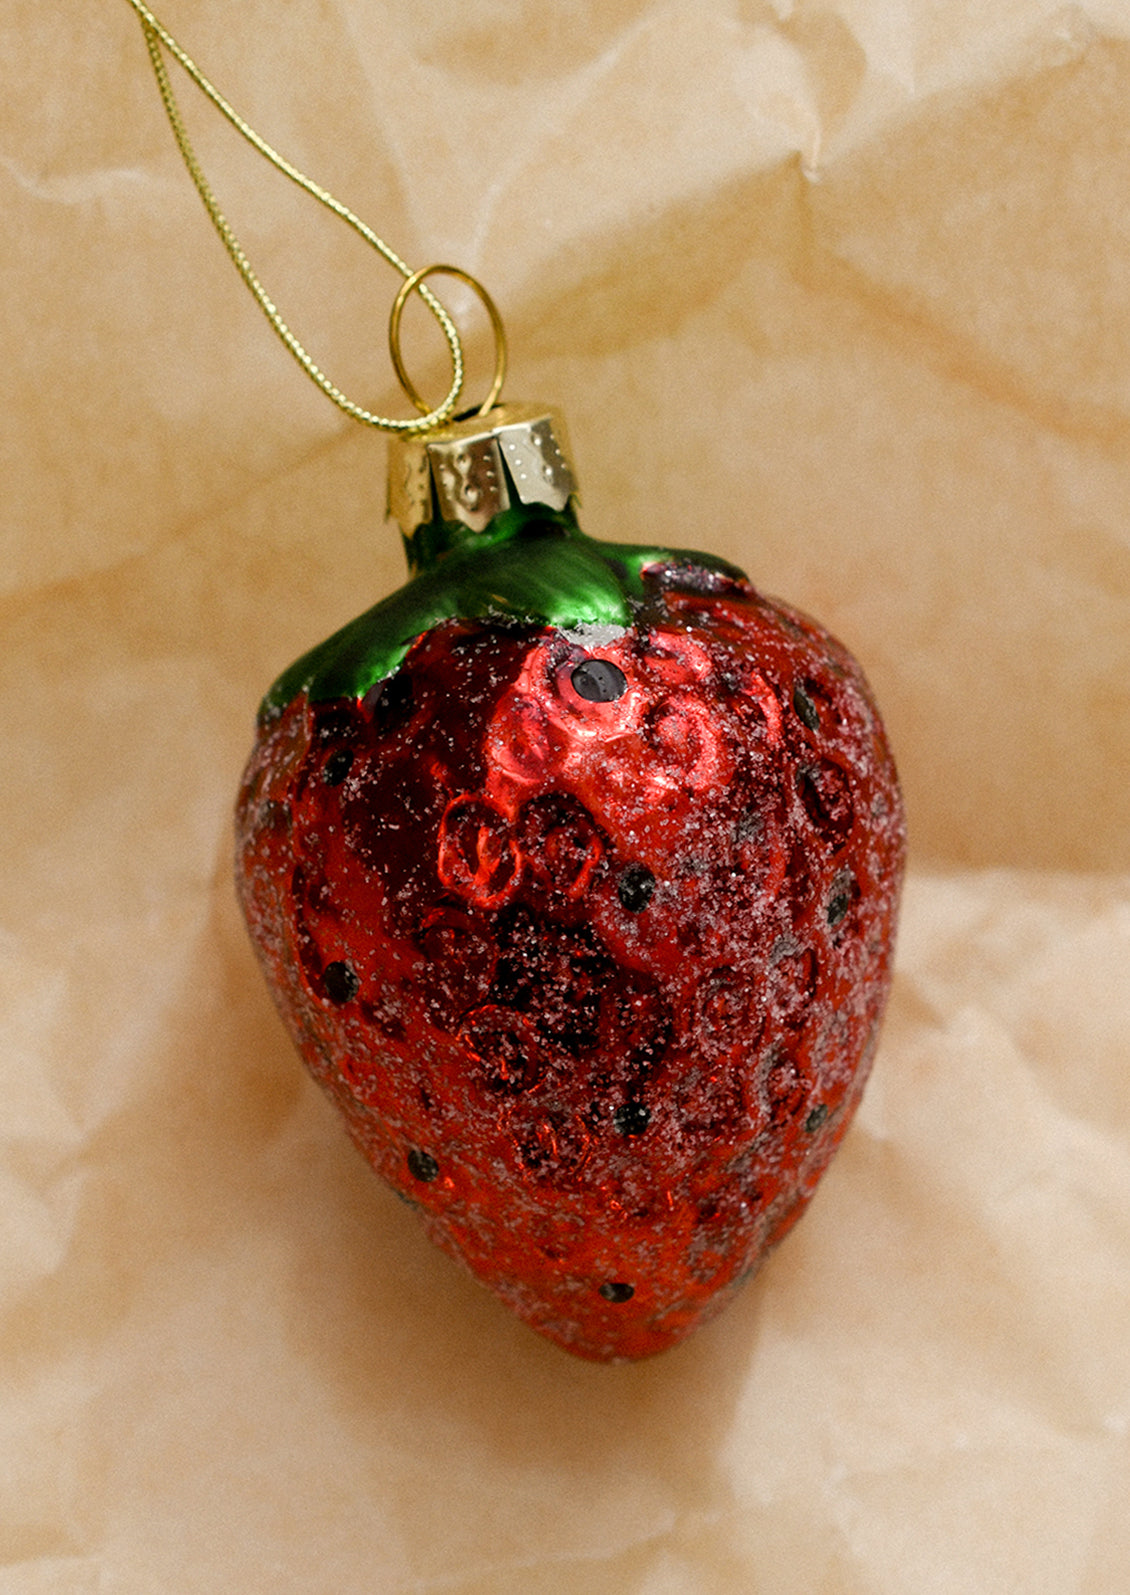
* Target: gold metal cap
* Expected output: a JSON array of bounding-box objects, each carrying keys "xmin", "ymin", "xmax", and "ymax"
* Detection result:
[{"xmin": 387, "ymin": 403, "xmax": 578, "ymax": 538}]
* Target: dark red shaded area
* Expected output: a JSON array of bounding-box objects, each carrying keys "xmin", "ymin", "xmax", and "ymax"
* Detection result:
[{"xmin": 236, "ymin": 576, "xmax": 905, "ymax": 1361}]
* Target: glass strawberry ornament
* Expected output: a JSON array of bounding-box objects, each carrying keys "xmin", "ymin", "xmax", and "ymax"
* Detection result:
[{"xmin": 235, "ymin": 404, "xmax": 906, "ymax": 1361}]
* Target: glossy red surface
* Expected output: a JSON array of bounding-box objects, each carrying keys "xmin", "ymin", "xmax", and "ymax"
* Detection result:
[{"xmin": 236, "ymin": 565, "xmax": 905, "ymax": 1360}]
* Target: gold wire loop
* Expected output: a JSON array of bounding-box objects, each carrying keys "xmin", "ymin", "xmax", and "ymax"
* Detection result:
[
  {"xmin": 123, "ymin": 0, "xmax": 506, "ymax": 435},
  {"xmin": 388, "ymin": 266, "xmax": 508, "ymax": 420}
]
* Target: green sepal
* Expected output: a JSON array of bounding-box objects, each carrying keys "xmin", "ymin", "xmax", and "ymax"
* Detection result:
[{"xmin": 261, "ymin": 501, "xmax": 744, "ymax": 715}]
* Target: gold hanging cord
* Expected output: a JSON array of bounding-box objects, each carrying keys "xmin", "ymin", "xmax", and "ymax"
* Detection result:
[
  {"xmin": 123, "ymin": 0, "xmax": 507, "ymax": 432},
  {"xmin": 389, "ymin": 266, "xmax": 506, "ymax": 417}
]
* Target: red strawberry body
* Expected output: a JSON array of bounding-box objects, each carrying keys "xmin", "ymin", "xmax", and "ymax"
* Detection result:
[{"xmin": 235, "ymin": 407, "xmax": 905, "ymax": 1361}]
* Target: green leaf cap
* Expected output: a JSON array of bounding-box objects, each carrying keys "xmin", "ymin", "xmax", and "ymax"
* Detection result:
[{"xmin": 261, "ymin": 403, "xmax": 745, "ymax": 715}]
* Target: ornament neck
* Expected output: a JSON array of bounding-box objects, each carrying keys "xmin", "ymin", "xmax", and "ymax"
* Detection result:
[
  {"xmin": 388, "ymin": 402, "xmax": 580, "ymax": 574},
  {"xmin": 402, "ymin": 499, "xmax": 583, "ymax": 577}
]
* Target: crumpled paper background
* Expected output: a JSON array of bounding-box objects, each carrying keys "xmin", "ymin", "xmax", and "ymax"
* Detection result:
[{"xmin": 3, "ymin": 2, "xmax": 1130, "ymax": 1590}]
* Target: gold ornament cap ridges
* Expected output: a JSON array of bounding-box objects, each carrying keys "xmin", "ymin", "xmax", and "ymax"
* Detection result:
[{"xmin": 387, "ymin": 403, "xmax": 578, "ymax": 538}]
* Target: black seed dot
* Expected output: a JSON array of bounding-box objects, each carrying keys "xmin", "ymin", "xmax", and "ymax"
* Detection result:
[
  {"xmin": 618, "ymin": 863, "xmax": 655, "ymax": 912},
  {"xmin": 599, "ymin": 1281, "xmax": 635, "ymax": 1303},
  {"xmin": 572, "ymin": 658, "xmax": 628, "ymax": 702},
  {"xmin": 323, "ymin": 961, "xmax": 360, "ymax": 1004},
  {"xmin": 793, "ymin": 681, "xmax": 821, "ymax": 731},
  {"xmin": 323, "ymin": 748, "xmax": 354, "ymax": 786},
  {"xmin": 613, "ymin": 1101, "xmax": 651, "ymax": 1136},
  {"xmin": 827, "ymin": 876, "xmax": 854, "ymax": 926},
  {"xmin": 804, "ymin": 1103, "xmax": 829, "ymax": 1133},
  {"xmin": 407, "ymin": 1147, "xmax": 439, "ymax": 1183}
]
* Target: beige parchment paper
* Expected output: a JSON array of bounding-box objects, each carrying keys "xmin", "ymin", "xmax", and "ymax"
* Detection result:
[{"xmin": 3, "ymin": 2, "xmax": 1130, "ymax": 1590}]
